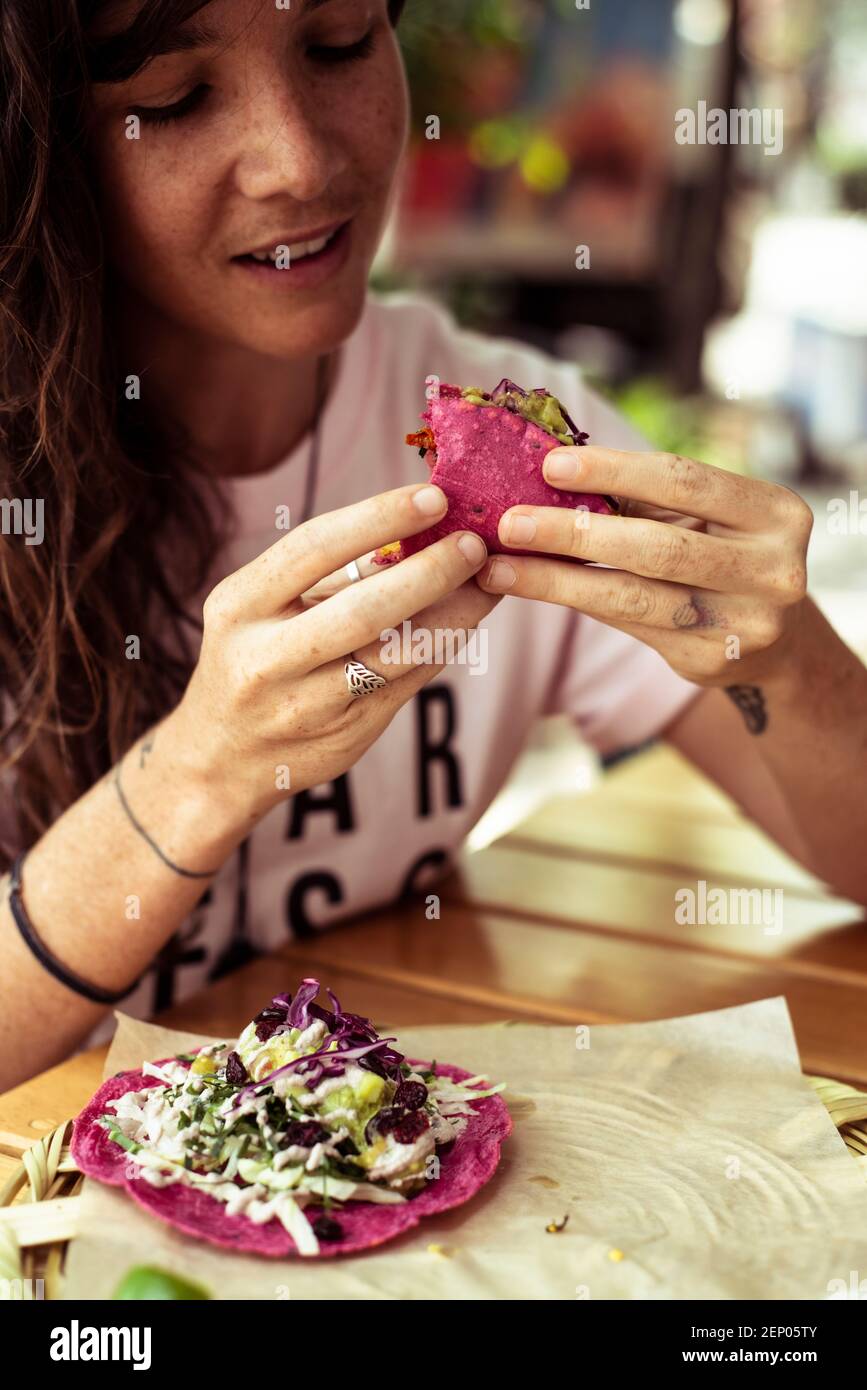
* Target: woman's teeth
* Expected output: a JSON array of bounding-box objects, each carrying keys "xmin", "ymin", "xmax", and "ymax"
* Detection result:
[{"xmin": 248, "ymin": 229, "xmax": 337, "ymax": 264}]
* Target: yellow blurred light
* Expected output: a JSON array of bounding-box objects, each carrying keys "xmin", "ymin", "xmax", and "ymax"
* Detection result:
[{"xmin": 520, "ymin": 135, "xmax": 570, "ymax": 193}]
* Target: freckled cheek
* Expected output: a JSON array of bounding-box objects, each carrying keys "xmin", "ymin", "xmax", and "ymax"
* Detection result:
[
  {"xmin": 97, "ymin": 142, "xmax": 217, "ymax": 268},
  {"xmin": 346, "ymin": 78, "xmax": 409, "ymax": 183}
]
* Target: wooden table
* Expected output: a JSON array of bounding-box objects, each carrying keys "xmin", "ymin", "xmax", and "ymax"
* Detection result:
[{"xmin": 2, "ymin": 743, "xmax": 865, "ymax": 1188}]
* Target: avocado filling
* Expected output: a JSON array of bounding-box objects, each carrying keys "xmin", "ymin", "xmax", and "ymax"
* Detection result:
[{"xmin": 460, "ymin": 378, "xmax": 586, "ymax": 447}]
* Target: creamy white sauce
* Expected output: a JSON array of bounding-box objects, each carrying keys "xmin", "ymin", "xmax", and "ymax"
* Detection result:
[
  {"xmin": 276, "ymin": 1144, "xmax": 308, "ymax": 1165},
  {"xmin": 225, "ymin": 1181, "xmax": 266, "ymax": 1217},
  {"xmin": 294, "ymin": 1018, "xmax": 328, "ymax": 1052},
  {"xmin": 305, "ymin": 1142, "xmax": 328, "ymax": 1172}
]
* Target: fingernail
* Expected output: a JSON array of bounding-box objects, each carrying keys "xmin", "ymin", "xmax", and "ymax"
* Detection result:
[
  {"xmin": 484, "ymin": 559, "xmax": 517, "ymax": 591},
  {"xmin": 457, "ymin": 533, "xmax": 486, "ymax": 566},
  {"xmin": 544, "ymin": 451, "xmax": 579, "ymax": 482},
  {"xmin": 413, "ymin": 485, "xmax": 446, "ymax": 515},
  {"xmin": 504, "ymin": 513, "xmax": 536, "ymax": 545}
]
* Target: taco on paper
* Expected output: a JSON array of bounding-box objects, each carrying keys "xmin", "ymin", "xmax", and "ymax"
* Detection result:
[
  {"xmin": 72, "ymin": 979, "xmax": 511, "ymax": 1258},
  {"xmin": 374, "ymin": 378, "xmax": 617, "ymax": 566}
]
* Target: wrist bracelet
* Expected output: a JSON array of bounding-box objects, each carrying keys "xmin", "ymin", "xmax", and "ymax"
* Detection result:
[
  {"xmin": 8, "ymin": 853, "xmax": 141, "ymax": 1005},
  {"xmin": 114, "ymin": 764, "xmax": 218, "ymax": 880}
]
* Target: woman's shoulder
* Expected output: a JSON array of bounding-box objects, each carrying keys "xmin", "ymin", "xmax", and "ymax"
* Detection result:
[{"xmin": 364, "ymin": 287, "xmax": 581, "ymax": 393}]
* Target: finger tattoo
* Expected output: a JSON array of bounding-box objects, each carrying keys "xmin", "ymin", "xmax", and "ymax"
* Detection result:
[{"xmin": 672, "ymin": 594, "xmax": 719, "ymax": 630}]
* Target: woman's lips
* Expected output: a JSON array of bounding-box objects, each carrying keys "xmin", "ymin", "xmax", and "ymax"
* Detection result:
[{"xmin": 230, "ymin": 220, "xmax": 352, "ymax": 290}]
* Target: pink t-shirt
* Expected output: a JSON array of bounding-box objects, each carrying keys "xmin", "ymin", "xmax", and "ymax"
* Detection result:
[{"xmin": 77, "ymin": 291, "xmax": 700, "ymax": 1039}]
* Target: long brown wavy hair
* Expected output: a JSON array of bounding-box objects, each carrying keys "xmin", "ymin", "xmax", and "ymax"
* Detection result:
[{"xmin": 0, "ymin": 0, "xmax": 407, "ymax": 867}]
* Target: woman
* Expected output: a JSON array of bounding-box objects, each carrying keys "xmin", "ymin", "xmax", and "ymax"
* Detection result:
[{"xmin": 1, "ymin": 0, "xmax": 865, "ymax": 1091}]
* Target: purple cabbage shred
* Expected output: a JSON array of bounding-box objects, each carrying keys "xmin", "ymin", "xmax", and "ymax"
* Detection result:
[{"xmin": 231, "ymin": 980, "xmax": 407, "ymax": 1109}]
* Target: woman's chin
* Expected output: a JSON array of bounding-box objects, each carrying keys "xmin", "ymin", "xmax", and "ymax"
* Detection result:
[{"xmin": 223, "ymin": 284, "xmax": 368, "ymax": 361}]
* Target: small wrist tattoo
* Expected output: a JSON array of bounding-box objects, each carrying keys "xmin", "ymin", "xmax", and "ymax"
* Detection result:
[
  {"xmin": 114, "ymin": 762, "xmax": 217, "ymax": 879},
  {"xmin": 725, "ymin": 684, "xmax": 768, "ymax": 735}
]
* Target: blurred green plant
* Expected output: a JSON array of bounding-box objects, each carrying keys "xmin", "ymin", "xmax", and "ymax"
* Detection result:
[
  {"xmin": 592, "ymin": 377, "xmax": 740, "ymax": 474},
  {"xmin": 399, "ymin": 0, "xmax": 528, "ymax": 54},
  {"xmin": 468, "ymin": 115, "xmax": 531, "ymax": 168},
  {"xmin": 397, "ymin": 0, "xmax": 531, "ymax": 132}
]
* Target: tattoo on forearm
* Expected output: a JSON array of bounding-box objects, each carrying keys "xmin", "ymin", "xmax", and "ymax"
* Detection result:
[
  {"xmin": 114, "ymin": 763, "xmax": 217, "ymax": 879},
  {"xmin": 725, "ymin": 684, "xmax": 768, "ymax": 735}
]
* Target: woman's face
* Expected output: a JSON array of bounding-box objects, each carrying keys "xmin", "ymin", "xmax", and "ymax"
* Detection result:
[{"xmin": 88, "ymin": 0, "xmax": 409, "ymax": 361}]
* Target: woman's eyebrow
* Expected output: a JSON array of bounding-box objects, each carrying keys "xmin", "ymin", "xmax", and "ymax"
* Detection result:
[
  {"xmin": 150, "ymin": 18, "xmax": 221, "ymax": 58},
  {"xmin": 152, "ymin": 0, "xmax": 340, "ymax": 58}
]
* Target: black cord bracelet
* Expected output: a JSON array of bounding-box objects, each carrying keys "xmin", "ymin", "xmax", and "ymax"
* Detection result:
[{"xmin": 8, "ymin": 853, "xmax": 141, "ymax": 1005}]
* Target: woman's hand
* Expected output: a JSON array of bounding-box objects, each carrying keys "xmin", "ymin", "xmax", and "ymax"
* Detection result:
[
  {"xmin": 167, "ymin": 484, "xmax": 494, "ymax": 826},
  {"xmin": 477, "ymin": 445, "xmax": 814, "ymax": 687}
]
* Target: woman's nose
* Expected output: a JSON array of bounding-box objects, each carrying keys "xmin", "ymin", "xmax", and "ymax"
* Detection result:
[{"xmin": 232, "ymin": 81, "xmax": 348, "ymax": 203}]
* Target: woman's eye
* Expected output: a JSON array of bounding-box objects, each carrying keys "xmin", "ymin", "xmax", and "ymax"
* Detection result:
[
  {"xmin": 126, "ymin": 29, "xmax": 377, "ymax": 127},
  {"xmin": 308, "ymin": 29, "xmax": 376, "ymax": 64},
  {"xmin": 131, "ymin": 84, "xmax": 210, "ymax": 127}
]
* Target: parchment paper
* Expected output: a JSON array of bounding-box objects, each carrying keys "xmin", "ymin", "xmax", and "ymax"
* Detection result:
[{"xmin": 62, "ymin": 997, "xmax": 867, "ymax": 1300}]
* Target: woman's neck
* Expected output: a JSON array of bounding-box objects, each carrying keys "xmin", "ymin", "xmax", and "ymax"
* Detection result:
[{"xmin": 116, "ymin": 289, "xmax": 340, "ymax": 480}]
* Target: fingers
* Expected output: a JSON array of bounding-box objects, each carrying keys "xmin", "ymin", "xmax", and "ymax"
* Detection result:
[
  {"xmin": 295, "ymin": 579, "xmax": 499, "ymax": 722},
  {"xmin": 300, "ymin": 552, "xmax": 383, "ymax": 608},
  {"xmin": 352, "ymin": 578, "xmax": 500, "ymax": 680},
  {"xmin": 274, "ymin": 529, "xmax": 489, "ymax": 674},
  {"xmin": 497, "ymin": 507, "xmax": 758, "ymax": 593},
  {"xmin": 542, "ymin": 445, "xmax": 783, "ymax": 532},
  {"xmin": 209, "ymin": 485, "xmax": 448, "ymax": 621},
  {"xmin": 478, "ymin": 554, "xmax": 730, "ymax": 631}
]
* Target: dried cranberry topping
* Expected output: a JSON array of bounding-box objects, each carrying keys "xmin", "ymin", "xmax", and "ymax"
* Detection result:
[
  {"xmin": 225, "ymin": 1051, "xmax": 249, "ymax": 1086},
  {"xmin": 281, "ymin": 1120, "xmax": 329, "ymax": 1149},
  {"xmin": 254, "ymin": 1005, "xmax": 288, "ymax": 1042},
  {"xmin": 393, "ymin": 1110, "xmax": 429, "ymax": 1145},
  {"xmin": 394, "ymin": 1080, "xmax": 427, "ymax": 1111},
  {"xmin": 311, "ymin": 1214, "xmax": 343, "ymax": 1242},
  {"xmin": 364, "ymin": 1106, "xmax": 402, "ymax": 1143},
  {"xmin": 359, "ymin": 1053, "xmax": 389, "ymax": 1080},
  {"xmin": 365, "ymin": 1105, "xmax": 430, "ymax": 1146}
]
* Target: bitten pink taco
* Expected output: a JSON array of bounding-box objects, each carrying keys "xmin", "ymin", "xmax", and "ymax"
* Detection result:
[
  {"xmin": 71, "ymin": 979, "xmax": 511, "ymax": 1259},
  {"xmin": 375, "ymin": 378, "xmax": 617, "ymax": 566}
]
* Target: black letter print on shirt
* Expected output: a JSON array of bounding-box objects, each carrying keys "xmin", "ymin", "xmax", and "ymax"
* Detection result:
[
  {"xmin": 285, "ymin": 872, "xmax": 344, "ymax": 939},
  {"xmin": 284, "ymin": 779, "xmax": 353, "ymax": 938},
  {"xmin": 286, "ymin": 775, "xmax": 356, "ymax": 838},
  {"xmin": 210, "ymin": 838, "xmax": 260, "ymax": 982},
  {"xmin": 416, "ymin": 686, "xmax": 463, "ymax": 818},
  {"xmin": 151, "ymin": 885, "xmax": 212, "ymax": 1012},
  {"xmin": 398, "ymin": 849, "xmax": 450, "ymax": 900}
]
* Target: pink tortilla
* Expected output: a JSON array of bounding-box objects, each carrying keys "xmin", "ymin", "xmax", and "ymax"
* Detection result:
[
  {"xmin": 71, "ymin": 1054, "xmax": 512, "ymax": 1259},
  {"xmin": 399, "ymin": 388, "xmax": 614, "ymax": 560}
]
